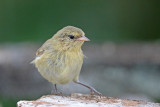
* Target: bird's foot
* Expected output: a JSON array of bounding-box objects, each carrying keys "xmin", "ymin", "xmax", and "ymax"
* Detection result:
[
  {"xmin": 90, "ymin": 89, "xmax": 102, "ymax": 96},
  {"xmin": 51, "ymin": 90, "xmax": 62, "ymax": 96}
]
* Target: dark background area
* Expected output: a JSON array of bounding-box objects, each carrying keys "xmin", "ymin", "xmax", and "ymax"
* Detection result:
[
  {"xmin": 0, "ymin": 0, "xmax": 160, "ymax": 42},
  {"xmin": 0, "ymin": 0, "xmax": 160, "ymax": 107}
]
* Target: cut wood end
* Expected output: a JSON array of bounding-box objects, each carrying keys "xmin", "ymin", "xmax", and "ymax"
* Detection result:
[{"xmin": 17, "ymin": 93, "xmax": 160, "ymax": 107}]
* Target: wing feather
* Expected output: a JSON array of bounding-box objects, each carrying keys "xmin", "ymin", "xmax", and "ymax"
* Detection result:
[
  {"xmin": 36, "ymin": 39, "xmax": 52, "ymax": 57},
  {"xmin": 31, "ymin": 39, "xmax": 52, "ymax": 64}
]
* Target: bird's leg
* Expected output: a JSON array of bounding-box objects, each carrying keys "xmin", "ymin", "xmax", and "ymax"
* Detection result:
[
  {"xmin": 54, "ymin": 84, "xmax": 58, "ymax": 93},
  {"xmin": 51, "ymin": 84, "xmax": 62, "ymax": 95},
  {"xmin": 74, "ymin": 81, "xmax": 102, "ymax": 96}
]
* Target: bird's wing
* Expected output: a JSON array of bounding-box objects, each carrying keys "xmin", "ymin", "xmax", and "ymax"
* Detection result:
[
  {"xmin": 36, "ymin": 48, "xmax": 45, "ymax": 57},
  {"xmin": 36, "ymin": 39, "xmax": 52, "ymax": 57},
  {"xmin": 31, "ymin": 39, "xmax": 53, "ymax": 64}
]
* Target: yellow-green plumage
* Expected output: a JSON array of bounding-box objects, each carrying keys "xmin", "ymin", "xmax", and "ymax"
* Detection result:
[{"xmin": 32, "ymin": 26, "xmax": 87, "ymax": 84}]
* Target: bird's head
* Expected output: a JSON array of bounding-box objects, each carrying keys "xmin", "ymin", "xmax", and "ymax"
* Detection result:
[{"xmin": 53, "ymin": 26, "xmax": 90, "ymax": 51}]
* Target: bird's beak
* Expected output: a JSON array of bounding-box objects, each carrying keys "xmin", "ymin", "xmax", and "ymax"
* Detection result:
[{"xmin": 77, "ymin": 35, "xmax": 90, "ymax": 41}]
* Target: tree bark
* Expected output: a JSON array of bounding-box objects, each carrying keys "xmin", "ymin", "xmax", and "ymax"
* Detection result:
[{"xmin": 17, "ymin": 93, "xmax": 160, "ymax": 107}]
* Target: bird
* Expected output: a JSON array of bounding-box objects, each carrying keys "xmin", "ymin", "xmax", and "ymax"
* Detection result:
[{"xmin": 32, "ymin": 26, "xmax": 102, "ymax": 95}]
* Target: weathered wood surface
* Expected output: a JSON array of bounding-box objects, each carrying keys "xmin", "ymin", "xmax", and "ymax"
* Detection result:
[{"xmin": 17, "ymin": 93, "xmax": 160, "ymax": 107}]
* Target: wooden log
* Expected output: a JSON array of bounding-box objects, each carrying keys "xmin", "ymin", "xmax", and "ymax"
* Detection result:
[{"xmin": 17, "ymin": 93, "xmax": 160, "ymax": 107}]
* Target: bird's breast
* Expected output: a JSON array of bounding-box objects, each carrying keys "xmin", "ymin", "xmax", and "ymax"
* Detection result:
[{"xmin": 34, "ymin": 50, "xmax": 84, "ymax": 84}]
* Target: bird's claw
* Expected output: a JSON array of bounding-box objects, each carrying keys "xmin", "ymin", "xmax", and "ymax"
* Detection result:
[
  {"xmin": 51, "ymin": 90, "xmax": 62, "ymax": 96},
  {"xmin": 90, "ymin": 89, "xmax": 102, "ymax": 96},
  {"xmin": 90, "ymin": 90, "xmax": 94, "ymax": 95}
]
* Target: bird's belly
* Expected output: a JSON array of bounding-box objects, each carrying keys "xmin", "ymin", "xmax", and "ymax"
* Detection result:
[
  {"xmin": 35, "ymin": 54, "xmax": 82, "ymax": 84},
  {"xmin": 39, "ymin": 67, "xmax": 77, "ymax": 84}
]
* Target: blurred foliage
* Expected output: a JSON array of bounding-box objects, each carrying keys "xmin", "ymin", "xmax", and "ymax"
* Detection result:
[
  {"xmin": 0, "ymin": 0, "xmax": 160, "ymax": 43},
  {"xmin": 0, "ymin": 96, "xmax": 38, "ymax": 107},
  {"xmin": 152, "ymin": 98, "xmax": 160, "ymax": 103},
  {"xmin": 0, "ymin": 96, "xmax": 18, "ymax": 107}
]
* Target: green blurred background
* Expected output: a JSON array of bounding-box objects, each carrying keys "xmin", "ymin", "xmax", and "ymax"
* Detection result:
[
  {"xmin": 0, "ymin": 0, "xmax": 159, "ymax": 42},
  {"xmin": 0, "ymin": 0, "xmax": 160, "ymax": 107}
]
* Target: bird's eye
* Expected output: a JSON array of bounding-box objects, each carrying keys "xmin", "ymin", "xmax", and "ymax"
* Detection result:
[{"xmin": 68, "ymin": 35, "xmax": 74, "ymax": 39}]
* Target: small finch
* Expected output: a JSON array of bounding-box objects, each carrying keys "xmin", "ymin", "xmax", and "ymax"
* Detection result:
[{"xmin": 32, "ymin": 26, "xmax": 101, "ymax": 95}]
